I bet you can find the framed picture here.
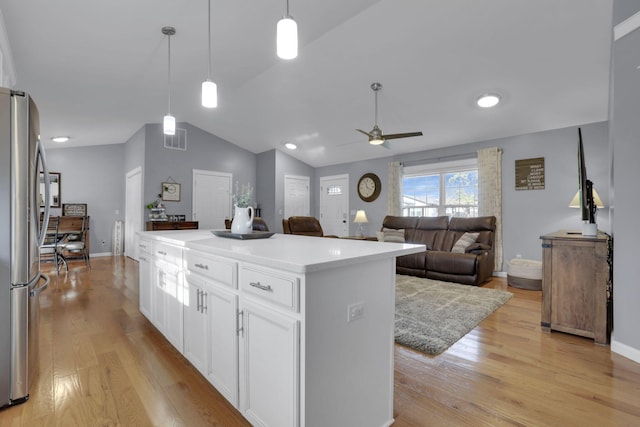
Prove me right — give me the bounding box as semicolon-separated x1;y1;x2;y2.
39;171;61;208
62;203;87;216
162;182;181;201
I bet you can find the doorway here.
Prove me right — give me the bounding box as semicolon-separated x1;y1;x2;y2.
284;175;310;218
125;166;142;260
319;174;349;237
192;169;232;229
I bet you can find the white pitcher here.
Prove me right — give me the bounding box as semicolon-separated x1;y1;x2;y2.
231;205;254;234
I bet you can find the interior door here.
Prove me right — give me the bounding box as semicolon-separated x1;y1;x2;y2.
193;170;232;229
319;174;349;237
284;175;310;218
125;166;142;259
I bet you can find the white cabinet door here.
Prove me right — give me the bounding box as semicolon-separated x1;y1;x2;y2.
184;274;208;376
151;259;165;332
163;261;184;353
138;249;152;320
207;283;239;407
239;299;299;427
152;257;184;354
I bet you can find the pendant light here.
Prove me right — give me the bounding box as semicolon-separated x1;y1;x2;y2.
162;26;176;136
277;0;298;59
202;0;218;108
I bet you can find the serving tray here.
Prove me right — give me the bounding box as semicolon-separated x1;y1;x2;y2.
211;230;275;240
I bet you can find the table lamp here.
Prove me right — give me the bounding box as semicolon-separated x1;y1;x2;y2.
354;210;368;238
569;187;604;235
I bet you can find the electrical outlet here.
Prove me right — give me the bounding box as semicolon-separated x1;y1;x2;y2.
347;302;364;322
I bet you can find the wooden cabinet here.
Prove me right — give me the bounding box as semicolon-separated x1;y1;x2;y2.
146;221;198;231
540;231;612;344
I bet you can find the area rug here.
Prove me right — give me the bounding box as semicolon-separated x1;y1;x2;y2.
395;275;512;355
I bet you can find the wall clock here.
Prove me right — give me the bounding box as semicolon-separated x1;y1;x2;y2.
357;173;381;202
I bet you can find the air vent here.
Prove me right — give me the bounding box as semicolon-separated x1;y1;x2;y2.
164;128;187;151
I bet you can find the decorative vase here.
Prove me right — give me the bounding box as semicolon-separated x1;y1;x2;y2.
231;205;254;234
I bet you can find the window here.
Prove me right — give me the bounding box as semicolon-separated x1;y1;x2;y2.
402;158;478;218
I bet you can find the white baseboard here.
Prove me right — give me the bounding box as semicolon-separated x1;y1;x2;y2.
493;271;506;278
90;252;114;258
611;339;640;364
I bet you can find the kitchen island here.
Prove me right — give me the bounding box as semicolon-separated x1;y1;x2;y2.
136;230;424;427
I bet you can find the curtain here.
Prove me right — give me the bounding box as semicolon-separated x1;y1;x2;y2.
477;147;503;272
388;161;403;216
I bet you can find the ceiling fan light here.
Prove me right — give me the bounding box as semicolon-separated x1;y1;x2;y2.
277;16;298;59
477;93;501;108
285;142;297;150
369;135;385;145
163;114;176;135
202;79;218;108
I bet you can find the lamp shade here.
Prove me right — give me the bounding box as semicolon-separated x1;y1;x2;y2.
568;188;604;209
163;114;176;136
202;79;218;108
277;16;298;59
354;210;368;224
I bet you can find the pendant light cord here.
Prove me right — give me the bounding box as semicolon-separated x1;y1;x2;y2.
167;32;172;114
208;0;212;79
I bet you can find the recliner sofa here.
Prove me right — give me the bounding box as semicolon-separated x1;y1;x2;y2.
382;215;496;286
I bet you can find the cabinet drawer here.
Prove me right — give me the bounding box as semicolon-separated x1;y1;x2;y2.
153;242;183;265
138;237;152;253
186;251;237;288
240;266;299;312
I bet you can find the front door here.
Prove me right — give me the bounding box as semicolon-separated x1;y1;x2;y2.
319;174;349;237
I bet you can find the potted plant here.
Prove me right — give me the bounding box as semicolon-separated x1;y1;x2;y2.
231;182;254;234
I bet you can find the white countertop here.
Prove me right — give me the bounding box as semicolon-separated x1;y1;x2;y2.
138;230;425;274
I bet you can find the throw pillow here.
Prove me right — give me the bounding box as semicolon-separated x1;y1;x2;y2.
382;228;405;243
451;232;479;253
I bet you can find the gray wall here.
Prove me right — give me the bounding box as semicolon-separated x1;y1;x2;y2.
610;1;640;357
46;144;125;255
316;122;610;271
142;123;256;225
256;150;277;230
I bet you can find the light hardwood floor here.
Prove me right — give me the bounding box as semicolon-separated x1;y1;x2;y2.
1;256;639;426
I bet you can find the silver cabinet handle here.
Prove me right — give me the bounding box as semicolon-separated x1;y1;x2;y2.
201;292;207;314
139;256;147;262
237;310;244;336
249;281;273;292
157;250;167;256
196;289;202;312
194;263;209;270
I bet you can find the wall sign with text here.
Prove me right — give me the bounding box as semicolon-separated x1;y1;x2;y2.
515;157;545;190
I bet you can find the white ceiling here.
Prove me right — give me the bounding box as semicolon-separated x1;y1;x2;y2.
0;0;613;167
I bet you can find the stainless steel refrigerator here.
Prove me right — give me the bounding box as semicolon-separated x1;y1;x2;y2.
0;87;51;408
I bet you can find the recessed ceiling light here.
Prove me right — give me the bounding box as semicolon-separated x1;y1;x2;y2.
285;142;297;150
51;136;70;143
476;94;501;108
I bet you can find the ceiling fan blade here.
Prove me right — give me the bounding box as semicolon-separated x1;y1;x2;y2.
382;131;423;140
356;129;373;137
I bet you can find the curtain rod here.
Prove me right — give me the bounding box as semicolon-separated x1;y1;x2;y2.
401;152;478;168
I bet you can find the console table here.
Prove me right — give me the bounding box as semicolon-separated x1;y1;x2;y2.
146;221;198;231
540;230;612;344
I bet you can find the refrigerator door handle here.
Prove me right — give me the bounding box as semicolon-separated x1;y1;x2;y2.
35;138;50;247
29;273;50;297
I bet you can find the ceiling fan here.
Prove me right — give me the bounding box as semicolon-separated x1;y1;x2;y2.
356;82;423;146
